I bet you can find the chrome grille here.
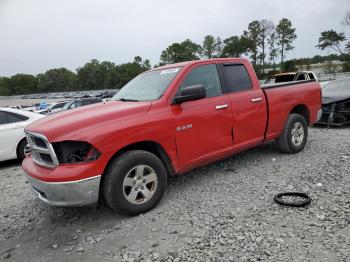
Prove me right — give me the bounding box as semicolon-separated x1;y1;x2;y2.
25;131;59;169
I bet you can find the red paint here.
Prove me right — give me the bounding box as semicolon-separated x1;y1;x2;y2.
22;58;321;182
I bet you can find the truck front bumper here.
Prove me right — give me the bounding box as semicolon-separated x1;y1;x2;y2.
22;157;102;207
26;175;101;207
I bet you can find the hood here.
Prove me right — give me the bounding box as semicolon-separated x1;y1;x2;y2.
26;101;152;142
322;89;350;104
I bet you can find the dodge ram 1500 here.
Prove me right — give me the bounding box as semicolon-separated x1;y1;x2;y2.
22;58;322;215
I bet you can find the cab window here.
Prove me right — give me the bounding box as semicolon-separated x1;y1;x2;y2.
222;64;252;92
296;74;306;81
178;64;222;98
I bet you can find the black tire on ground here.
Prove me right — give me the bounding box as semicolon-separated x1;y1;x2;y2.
102;150;167;216
17;139;28;161
274;192;311;207
277;113;308;154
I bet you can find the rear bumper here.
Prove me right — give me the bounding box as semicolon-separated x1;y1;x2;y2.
22;157;101;207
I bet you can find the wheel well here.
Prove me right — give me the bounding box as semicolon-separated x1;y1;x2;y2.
98;141;176;206
290;104;310;125
104;141;175;177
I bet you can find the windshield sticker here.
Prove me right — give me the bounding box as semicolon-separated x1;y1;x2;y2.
160;68;180;74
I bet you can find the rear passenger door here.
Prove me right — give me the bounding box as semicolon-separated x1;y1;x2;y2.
219;63;267;149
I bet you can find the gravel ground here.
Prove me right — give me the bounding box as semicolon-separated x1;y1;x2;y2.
0;127;349;261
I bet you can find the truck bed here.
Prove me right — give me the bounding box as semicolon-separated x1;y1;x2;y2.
262;80;321;142
261;79;316;89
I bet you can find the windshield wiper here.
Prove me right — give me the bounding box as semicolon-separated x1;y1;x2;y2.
118;98;139;102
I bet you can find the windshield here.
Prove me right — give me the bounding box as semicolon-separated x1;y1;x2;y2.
112;67;182;101
323;79;350;93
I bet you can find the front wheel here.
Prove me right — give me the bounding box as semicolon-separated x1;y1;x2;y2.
277;114;308;154
102;150;167;216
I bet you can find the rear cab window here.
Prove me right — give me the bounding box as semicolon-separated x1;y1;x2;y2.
274;74;295;83
221;64;252;93
296;74;306;81
308;73;315;80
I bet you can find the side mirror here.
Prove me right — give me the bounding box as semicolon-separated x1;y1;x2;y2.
173;84;206;104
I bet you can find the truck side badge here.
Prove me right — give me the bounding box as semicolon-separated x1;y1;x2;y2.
176;124;192;132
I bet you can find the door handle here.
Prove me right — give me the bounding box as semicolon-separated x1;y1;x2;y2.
251;97;262;103
215;104;228;110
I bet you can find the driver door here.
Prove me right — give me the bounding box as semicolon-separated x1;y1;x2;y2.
172;64;233;166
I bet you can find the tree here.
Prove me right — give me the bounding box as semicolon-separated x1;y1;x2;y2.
276;18;297;66
282;60;297;72
258;20;275;73
142;59;151;70
77;59;123;90
133;56;151;70
343;60;350;72
134;56;142;64
268;32;279;71
0;56;153;95
0;77;11;96
118;61;149;88
221;36;251;57
100;61;120;89
202;35;223;59
245;20;262;66
316;30;347;55
306;59;311;71
6;74;37;95
36;68;77;93
160;39;202;65
76;59;104;90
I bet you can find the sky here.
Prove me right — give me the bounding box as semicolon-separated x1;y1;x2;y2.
0;0;348;76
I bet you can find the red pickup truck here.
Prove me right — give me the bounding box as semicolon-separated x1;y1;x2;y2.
22;58;322;215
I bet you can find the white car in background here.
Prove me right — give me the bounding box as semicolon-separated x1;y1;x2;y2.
0;108;44;162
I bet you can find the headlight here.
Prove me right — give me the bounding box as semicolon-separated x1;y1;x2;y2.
53;141;101;164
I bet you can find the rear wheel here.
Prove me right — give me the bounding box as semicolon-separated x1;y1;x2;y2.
277;114;308;154
102;150;167;216
17;139;30;160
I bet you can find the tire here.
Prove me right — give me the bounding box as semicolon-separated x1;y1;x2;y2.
17;139;30;161
274;192;311;207
102;150;167;216
277;114;308;154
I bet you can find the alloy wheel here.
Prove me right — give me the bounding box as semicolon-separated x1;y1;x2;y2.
122;165;158;205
